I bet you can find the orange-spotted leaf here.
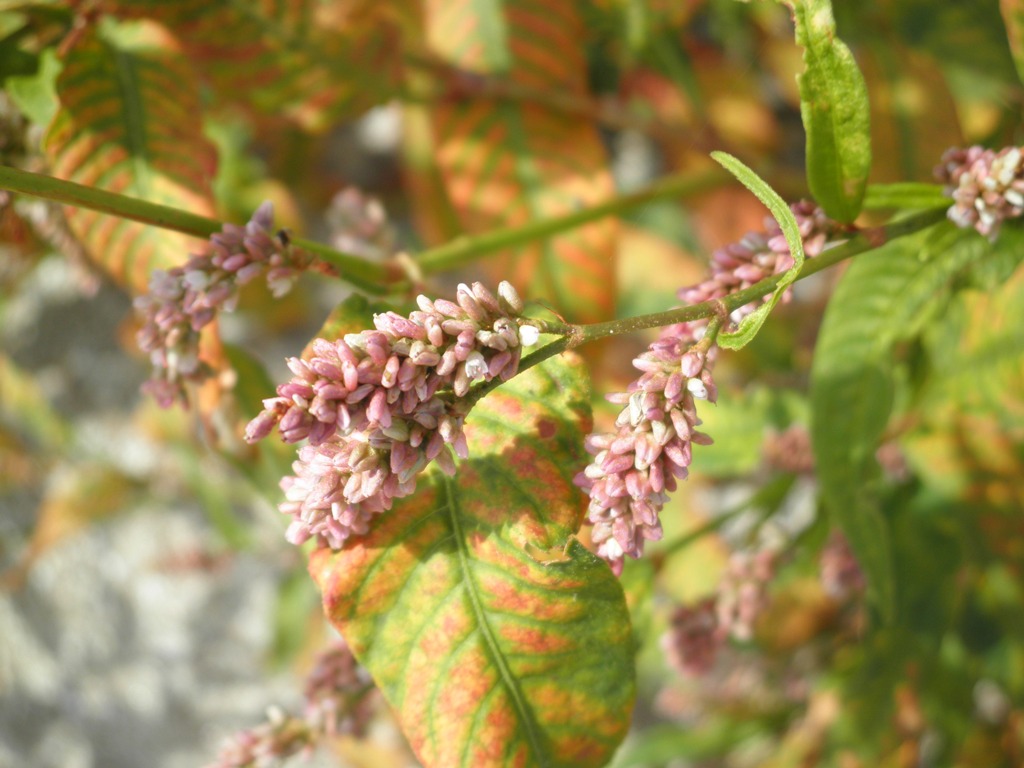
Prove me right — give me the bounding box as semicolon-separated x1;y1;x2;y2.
418;0;618;323
310;354;635;768
44;22;216;293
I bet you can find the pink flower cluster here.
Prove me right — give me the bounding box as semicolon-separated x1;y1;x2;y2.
935;145;1024;238
207;637;373;768
245;281;537;549
661;550;777;678
576;202;838;573
135;202;309;406
575;320;716;573
680;199;838;324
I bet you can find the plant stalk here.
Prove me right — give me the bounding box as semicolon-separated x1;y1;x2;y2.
0;165;392;291
489;206;949;391
415;167;727;273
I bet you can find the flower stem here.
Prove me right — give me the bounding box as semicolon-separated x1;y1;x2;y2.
2;164;727;291
0;165;393;292
0;164;221;237
413;167;728;273
502;206;949;381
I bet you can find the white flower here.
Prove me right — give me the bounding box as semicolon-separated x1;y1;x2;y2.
519;324;540;347
686;377;709;400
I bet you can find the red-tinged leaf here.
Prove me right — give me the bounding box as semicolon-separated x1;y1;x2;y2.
101;0;402;131
420;0;618;323
309;354;635;768
43;23;216;293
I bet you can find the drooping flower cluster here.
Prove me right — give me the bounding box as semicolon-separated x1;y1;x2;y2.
661;549;777;678
207;637;373;768
246;281;537;549
575;320;716;573
135;202;311;407
935;145;1024;239
576;202;839;573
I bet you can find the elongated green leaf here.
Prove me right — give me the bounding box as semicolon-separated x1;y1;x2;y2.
810;222;984;620
811;254;897;620
710;151;804;350
43;23;216;292
310;354;635;768
786;0;871;222
420;0;618;323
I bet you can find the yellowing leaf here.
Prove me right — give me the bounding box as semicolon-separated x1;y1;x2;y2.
44;23;216;292
310;354;635;768
418;0;618;323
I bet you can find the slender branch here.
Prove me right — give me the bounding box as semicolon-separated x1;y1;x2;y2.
477;206;950;395
1;166;949;312
0;164;393;291
0;164;222;237
415;167;727;274
549;207;947;342
1;163;728;290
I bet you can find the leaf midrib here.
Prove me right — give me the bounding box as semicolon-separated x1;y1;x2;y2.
441;473;549;767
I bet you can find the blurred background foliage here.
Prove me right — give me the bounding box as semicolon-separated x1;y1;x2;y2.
1;0;1023;766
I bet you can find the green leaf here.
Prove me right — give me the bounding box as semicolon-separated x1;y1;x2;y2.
863;182;951;212
310;354;635;768
786;0;871;222
5;46;60;125
710;151;805;350
810;222;984;621
43;22;216;292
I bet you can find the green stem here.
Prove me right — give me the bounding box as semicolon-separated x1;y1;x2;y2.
2;163;726;291
0;164;221;236
488;206;949;389
414;167;727;273
0;164;392;292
